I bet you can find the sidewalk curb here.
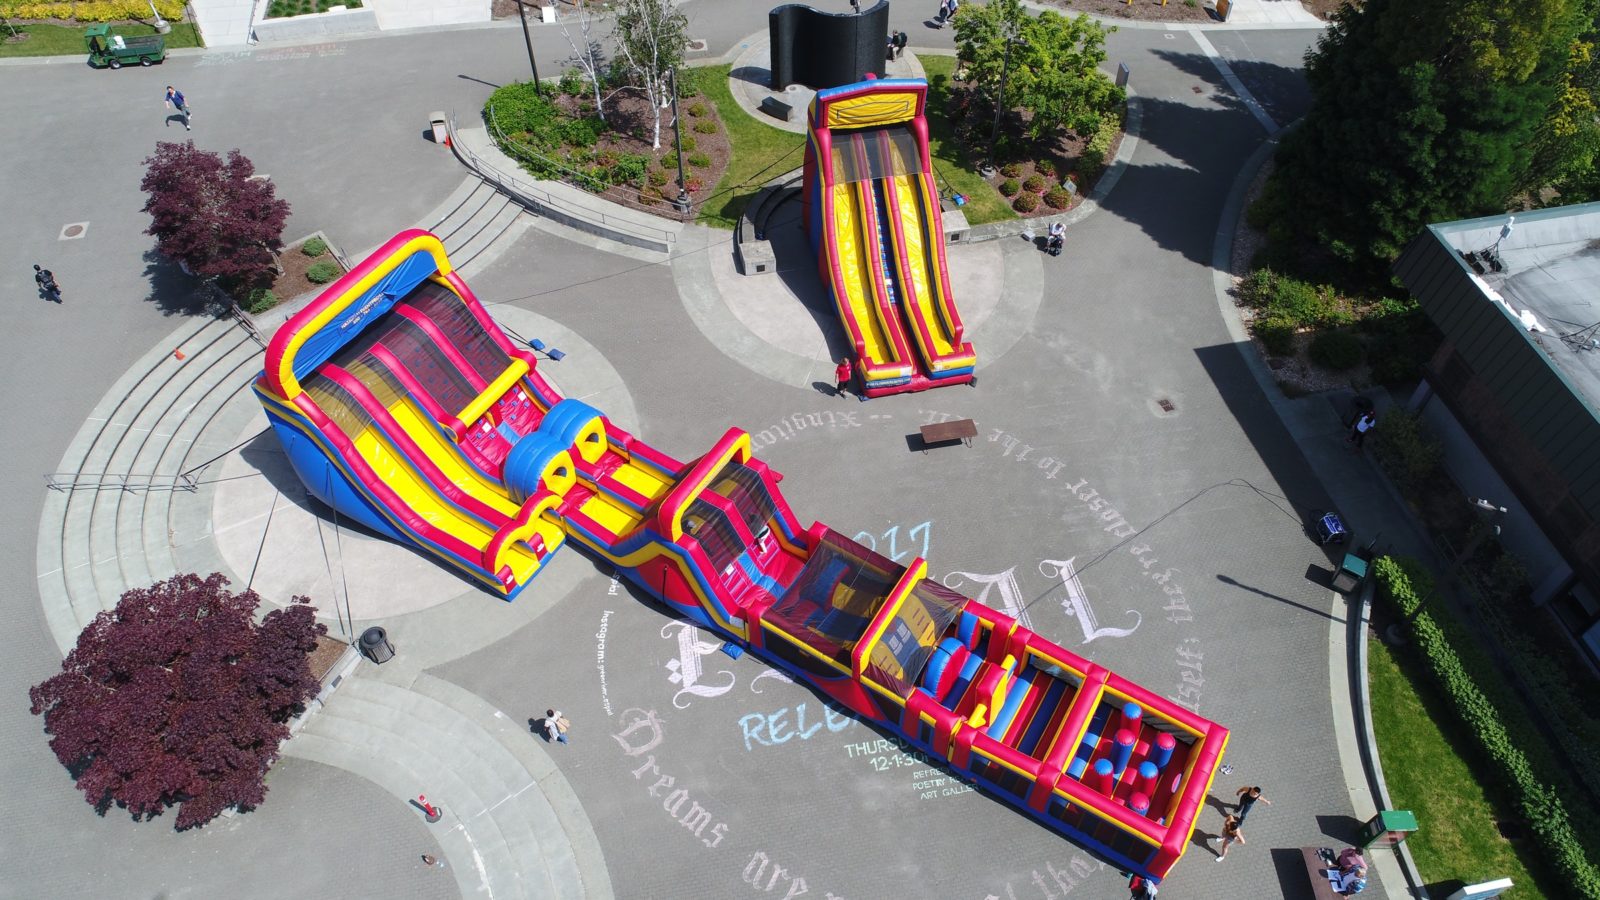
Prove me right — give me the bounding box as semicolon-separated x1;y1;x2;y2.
1210;126;1429;899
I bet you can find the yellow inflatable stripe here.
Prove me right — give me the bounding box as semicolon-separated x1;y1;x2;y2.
611;460;672;500
385;398;519;517
831;183;894;367
351;430;538;581
582;492;644;537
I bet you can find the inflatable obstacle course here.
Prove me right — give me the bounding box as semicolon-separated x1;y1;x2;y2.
254;231;1223;883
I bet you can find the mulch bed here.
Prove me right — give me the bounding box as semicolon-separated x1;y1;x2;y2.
1049;0;1348;20
1044;0;1214;24
269;237;346;305
521;87;733;217
306;633;350;683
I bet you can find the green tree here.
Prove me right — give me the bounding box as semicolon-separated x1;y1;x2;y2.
1265;0;1584;277
955;0;1122;144
1524;10;1600;198
612;0;689;150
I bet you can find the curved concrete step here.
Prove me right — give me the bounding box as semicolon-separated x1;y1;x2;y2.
449;201;528;275
106;329;260;593
40;315;256;653
285;671;603;898
425;177;497;241
128;337;266;590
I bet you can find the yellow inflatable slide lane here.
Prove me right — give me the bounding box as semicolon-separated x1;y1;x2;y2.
805;79;975;396
887;161;976;376
828;178;906;380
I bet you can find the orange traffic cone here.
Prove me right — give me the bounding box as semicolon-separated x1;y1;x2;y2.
173;348;186;361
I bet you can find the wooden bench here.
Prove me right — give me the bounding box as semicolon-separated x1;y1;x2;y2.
920;419;978;449
1299;848;1345;900
759;96;794;122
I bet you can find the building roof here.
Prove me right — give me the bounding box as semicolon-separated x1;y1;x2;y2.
1423;203;1600;417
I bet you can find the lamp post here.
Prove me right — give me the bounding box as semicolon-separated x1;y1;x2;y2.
669;68;690;214
508;0;545;97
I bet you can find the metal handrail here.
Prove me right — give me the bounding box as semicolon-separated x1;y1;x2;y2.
449;113;678;247
45;472;199;493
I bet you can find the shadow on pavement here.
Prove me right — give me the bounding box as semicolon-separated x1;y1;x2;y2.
1217;573;1341;623
139;250;223;317
1195;342;1334;553
1268;846;1321;899
1314;812;1362;843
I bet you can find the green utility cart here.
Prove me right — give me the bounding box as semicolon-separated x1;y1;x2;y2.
86;25;166;69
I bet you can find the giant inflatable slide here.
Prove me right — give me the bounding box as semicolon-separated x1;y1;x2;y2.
254;231;1225;883
804;78;975;396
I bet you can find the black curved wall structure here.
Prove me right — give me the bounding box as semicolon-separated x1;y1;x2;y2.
769;1;889;90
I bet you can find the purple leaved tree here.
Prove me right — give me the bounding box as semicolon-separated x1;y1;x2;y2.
29;573;326;829
140;142;291;294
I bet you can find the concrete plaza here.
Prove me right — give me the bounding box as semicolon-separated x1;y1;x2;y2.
0;5;1434;898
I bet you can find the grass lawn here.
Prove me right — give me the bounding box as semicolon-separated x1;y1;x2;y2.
0;22;201;59
919;54;1015;227
1368;638;1549;897
695;64;807;230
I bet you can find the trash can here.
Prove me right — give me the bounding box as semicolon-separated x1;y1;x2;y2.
1360;809;1418;849
360;626;395;664
1331;553;1368;592
428;111;448;145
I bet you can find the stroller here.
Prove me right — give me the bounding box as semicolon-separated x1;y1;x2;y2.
1046;226;1065;257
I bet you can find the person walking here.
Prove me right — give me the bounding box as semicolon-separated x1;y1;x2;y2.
935;0;950;26
542;708;571;744
1347;409;1377;449
165;85;191;130
1214;813;1245;861
1234;785;1271;824
834;358;852;397
33;264;61;302
893;31;908;59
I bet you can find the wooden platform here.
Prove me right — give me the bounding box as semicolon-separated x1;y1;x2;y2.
919;419;977;449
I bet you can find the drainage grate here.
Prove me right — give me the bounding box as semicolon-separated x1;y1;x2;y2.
1158;398;1175;413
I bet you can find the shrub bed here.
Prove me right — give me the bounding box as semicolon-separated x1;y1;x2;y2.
1309;330;1363;370
300;236;328;257
1374;557;1600;898
305;260;341;284
1012;192;1039;213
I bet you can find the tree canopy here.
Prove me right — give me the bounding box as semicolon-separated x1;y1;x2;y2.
29;573;326;829
955;0;1122;143
612;0;690;149
1265;0;1591;277
141;142;291;292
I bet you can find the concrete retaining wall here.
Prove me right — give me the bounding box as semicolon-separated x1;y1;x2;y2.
253;5;379;42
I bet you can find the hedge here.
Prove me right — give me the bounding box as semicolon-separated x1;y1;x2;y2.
1373;556;1600;898
0;0;184;20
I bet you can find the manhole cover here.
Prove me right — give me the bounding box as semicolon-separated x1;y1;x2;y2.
1158;398;1175;412
1193;85;1203;93
59;222;89;240
687;38;707;52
